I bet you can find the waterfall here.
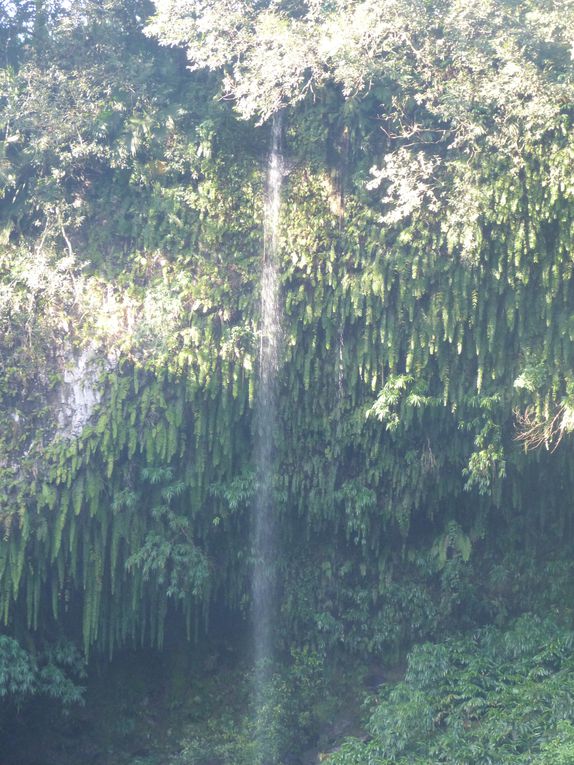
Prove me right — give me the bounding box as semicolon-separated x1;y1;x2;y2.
253;113;283;761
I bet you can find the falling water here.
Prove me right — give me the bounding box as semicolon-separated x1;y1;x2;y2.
253;113;283;760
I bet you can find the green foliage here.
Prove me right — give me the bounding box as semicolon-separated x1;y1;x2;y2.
0;636;36;699
148;0;574;149
170;648;335;765
2;7;574;764
0;636;85;706
328;615;574;765
126;469;210;601
1;0;574;673
431;522;472;568
369;375;423;432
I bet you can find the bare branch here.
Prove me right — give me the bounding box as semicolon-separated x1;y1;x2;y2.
514;404;568;453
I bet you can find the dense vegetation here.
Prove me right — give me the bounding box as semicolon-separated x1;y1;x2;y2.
1;0;574;762
331;615;574;765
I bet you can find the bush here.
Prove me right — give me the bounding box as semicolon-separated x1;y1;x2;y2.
328;615;574;765
0;636;85;707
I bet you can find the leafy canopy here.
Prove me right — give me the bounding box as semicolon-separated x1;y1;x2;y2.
147;0;574;131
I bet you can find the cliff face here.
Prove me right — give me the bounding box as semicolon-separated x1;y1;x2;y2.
1;0;574;666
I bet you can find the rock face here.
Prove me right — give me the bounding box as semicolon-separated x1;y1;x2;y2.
56;347;104;437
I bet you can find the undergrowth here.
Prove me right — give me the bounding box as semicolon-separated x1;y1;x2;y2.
328;614;574;765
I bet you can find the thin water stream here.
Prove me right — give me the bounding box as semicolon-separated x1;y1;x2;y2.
253;113;283;761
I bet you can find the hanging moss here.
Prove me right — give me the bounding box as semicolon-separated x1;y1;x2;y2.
1;59;574;658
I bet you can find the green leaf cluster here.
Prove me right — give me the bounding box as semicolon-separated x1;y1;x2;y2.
0;635;85;707
328;615;574;765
